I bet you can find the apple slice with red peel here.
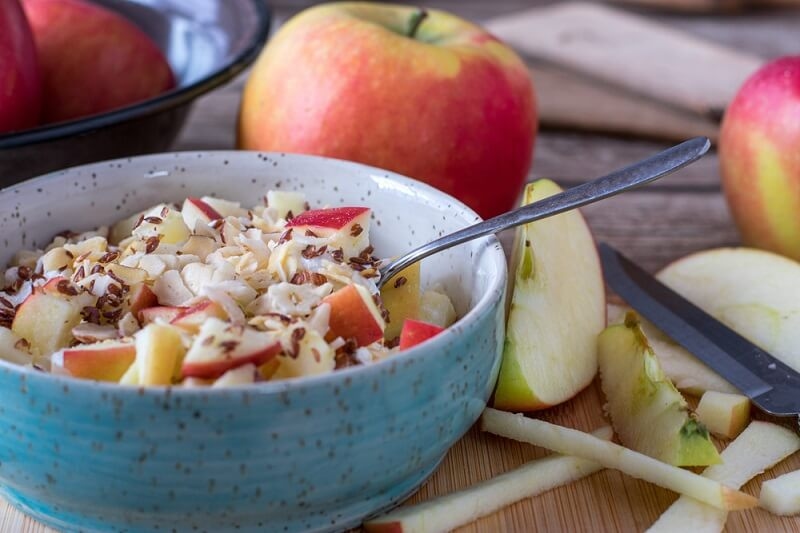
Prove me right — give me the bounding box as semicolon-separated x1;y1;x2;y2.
12;290;85;356
54;341;136;382
181;197;222;232
286;206;370;257
182;317;281;379
138;305;184;326
399;319;444;350
126;284;158;316
200;196;247;218
493;180;605;412
322;284;385;347
170;300;227;333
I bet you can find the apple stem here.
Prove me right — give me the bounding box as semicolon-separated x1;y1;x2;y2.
407;8;428;39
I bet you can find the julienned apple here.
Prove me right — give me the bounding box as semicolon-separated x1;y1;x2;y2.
719;56;800;261
0;0;41;132
238;3;537;219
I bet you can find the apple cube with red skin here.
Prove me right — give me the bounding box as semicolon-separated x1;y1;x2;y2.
53;341;136;382
170;300;227;333
12;286;86;355
322;284;385;347
181;197;222;232
399;319;444;350
182;318;282;379
138;305;184;325
286;206;370;258
127;284;157;316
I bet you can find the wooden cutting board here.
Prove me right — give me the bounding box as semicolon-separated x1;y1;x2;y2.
487;2;764;142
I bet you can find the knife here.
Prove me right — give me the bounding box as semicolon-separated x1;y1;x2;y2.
599;242;800;430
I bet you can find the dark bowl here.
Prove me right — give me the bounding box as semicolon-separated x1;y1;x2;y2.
0;0;270;185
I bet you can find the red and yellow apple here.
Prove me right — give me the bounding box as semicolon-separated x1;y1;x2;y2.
0;0;41;132
322;284;385;347
719;56;800;261
238;3;537;219
22;0;175;123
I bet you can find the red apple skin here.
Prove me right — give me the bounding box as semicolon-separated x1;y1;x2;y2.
184;197;223;221
719;56;800;261
286;207;369;230
182;341;282;380
170;300;227;332
62;344;135;382
399;319;444;350
238;3;537;219
138;305;183;325
322;284;384;347
127;284;157;315
22;0;175;123
0;0;41;132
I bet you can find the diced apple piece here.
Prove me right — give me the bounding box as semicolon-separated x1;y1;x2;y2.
181;197;222;232
39;247;72;273
134;323;185;386
0;327;34;364
138;305;184;325
258;358;281;380
119;360;139;385
648;421;800;532
598;313;720;466
181;235;218;261
152;269;194;306
170;300;227;333
322;284;385;347
760;469;800;516
380;262;420;341
480;408;756;511
182;318;281;379
12;291;84;355
105;264;147;286
133;205;190;245
419;289;457;328
364;426;613;533
286;206;370;258
399;319;444;350
271;327;335;380
211;364;256;388
695;391;751;439
607;304;739;395
53;341;136;382
109;208;147;245
127;284;158;316
200;196;247;218
657;248;800;374
63;236;107;258
267;190;306;220
494;180;605;412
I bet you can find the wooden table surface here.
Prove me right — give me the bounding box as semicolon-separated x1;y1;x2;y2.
4;1;800;532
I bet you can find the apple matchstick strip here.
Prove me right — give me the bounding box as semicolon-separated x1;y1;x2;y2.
480;409;757;511
647;421;800;532
363;426;614;533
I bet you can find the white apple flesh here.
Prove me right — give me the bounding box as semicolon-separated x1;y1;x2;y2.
694;391;751;439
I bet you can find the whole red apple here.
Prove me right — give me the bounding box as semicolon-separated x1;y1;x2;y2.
237;3;537;219
0;0;41;133
22;0;175;124
719;56;800;260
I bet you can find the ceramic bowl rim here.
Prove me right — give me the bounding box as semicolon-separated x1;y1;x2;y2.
0;0;271;150
0;150;508;396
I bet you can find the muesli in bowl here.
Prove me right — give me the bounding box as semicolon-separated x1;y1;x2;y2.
0;192;456;387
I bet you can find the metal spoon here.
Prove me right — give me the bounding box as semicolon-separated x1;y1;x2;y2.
376;136;711;288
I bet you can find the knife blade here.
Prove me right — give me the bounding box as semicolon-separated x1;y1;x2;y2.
599;243;800;426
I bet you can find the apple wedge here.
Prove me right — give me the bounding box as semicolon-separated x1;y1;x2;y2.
286;206;370;258
182;317;281;379
266;190;306;220
379;262;420;342
363;426;613;533
322;284;385;347
695;391;751;439
12;290;85;355
657;248;800;374
648;421;800;532
135;323;185;386
53;341;136;382
399;319;444;350
480;409;756;511
181;197;222;232
760;469;800;516
493;179;605;411
598;313;720;466
170;300;227;333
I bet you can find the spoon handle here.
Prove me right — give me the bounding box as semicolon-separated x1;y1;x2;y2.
378;136;711;287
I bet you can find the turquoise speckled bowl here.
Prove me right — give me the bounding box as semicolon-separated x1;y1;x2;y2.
0;152;507;532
